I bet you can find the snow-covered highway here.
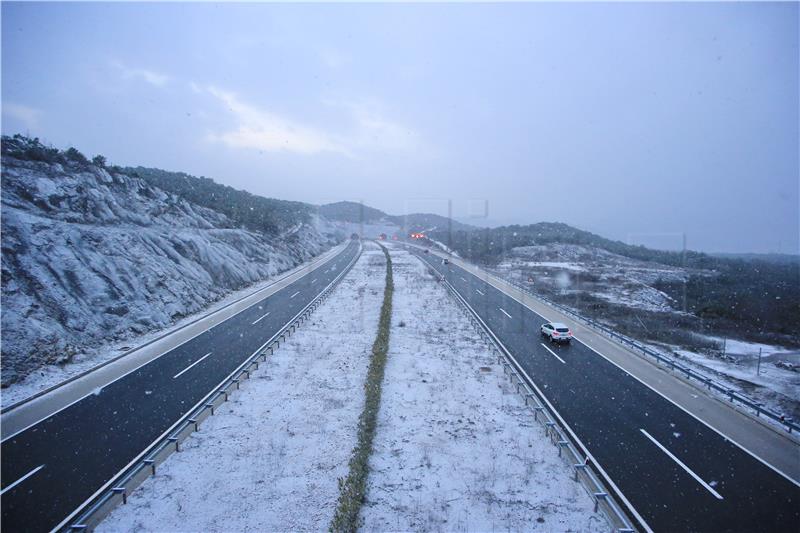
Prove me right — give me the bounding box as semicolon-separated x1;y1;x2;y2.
0;241;361;532
410;244;800;532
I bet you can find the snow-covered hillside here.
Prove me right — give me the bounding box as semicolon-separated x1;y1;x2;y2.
1;141;340;386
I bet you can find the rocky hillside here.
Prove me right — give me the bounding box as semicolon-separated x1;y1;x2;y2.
0;136;340;386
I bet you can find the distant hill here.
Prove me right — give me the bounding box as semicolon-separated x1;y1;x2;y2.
711;252;800;265
430;222;717;269
318;201;390;225
429;221;799;344
319;200;476;234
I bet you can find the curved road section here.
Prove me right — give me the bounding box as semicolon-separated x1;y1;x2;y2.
1;241;361;532
411;247;799;533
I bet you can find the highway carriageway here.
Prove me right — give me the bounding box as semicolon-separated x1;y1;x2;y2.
0;240;361;532
410;245;799;533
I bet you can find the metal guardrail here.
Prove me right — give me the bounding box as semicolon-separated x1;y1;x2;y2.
2;241;350;416
404;243;798;434
60;243;363;532
493;276;798;435
418;256;641;533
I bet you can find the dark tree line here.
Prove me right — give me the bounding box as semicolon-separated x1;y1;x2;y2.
432;223;799;346
127;167;312;236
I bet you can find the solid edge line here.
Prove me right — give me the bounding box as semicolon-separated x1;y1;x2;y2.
1;243;356;444
540;343;567;364
1;241;349;416
577;335;800;489
411;249;653;533
415;242;800;489
499;308;513;319
51;242;363;533
172;353;212;380
639;428;724;499
1;464;45;495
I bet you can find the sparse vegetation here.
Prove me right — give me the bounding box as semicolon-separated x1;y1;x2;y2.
330;243;393;533
129;166;313;235
437;223;800;347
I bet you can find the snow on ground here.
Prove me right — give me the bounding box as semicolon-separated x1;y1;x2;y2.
361;246;605;532
492;243;689;313
662;342;800;422
427;237;461;258
0;246;343;409
98;243;387;533
1;152;339;387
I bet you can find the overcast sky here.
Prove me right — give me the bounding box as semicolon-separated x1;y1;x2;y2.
2;2;797;253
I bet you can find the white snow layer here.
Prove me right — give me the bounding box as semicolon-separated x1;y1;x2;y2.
360;246;605;532
98;243;387;532
1;156;341;387
98;244;600;532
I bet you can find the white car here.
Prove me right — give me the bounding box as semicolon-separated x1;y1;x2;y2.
541;322;572;344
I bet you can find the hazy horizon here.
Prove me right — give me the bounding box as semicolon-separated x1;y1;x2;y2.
2;2;797;254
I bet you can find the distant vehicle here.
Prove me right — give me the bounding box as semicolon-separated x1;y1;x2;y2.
541;322;572;344
350;233;359;240
443;258;449;265
423;249;429;254
378;233;387;240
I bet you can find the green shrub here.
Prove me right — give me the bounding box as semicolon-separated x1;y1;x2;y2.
330;244;394;533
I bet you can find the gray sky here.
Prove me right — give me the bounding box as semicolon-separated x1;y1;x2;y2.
2;2;797;253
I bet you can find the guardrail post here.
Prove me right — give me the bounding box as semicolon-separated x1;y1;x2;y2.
593;492;608;513
112;487;126;505
143;459;155;476
168;436;179;452
189;417;199;431
533;406;544;422
557;440;569;457
574;463;587;481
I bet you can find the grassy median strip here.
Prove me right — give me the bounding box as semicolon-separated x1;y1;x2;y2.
330;243;394;533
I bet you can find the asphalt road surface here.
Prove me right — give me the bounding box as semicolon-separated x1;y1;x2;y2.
411;247;799;533
0;241;360;532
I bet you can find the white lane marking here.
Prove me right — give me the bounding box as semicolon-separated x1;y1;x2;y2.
426;245;800;489
499;308;512;319
311;278;317;284
460;276;468;282
421;263;653;533
576;336;800;489
1;243;353;444
290;291;300;299
49;245;363;533
251;311;271;325
476;289;485;296
639;428;724;500
173;352;212;379
1;465;45;495
540;343;567;364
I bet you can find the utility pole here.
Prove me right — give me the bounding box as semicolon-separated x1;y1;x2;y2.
757;347;763;376
682;232;687;314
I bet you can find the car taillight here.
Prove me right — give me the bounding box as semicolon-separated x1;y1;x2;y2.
568;331;572;336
